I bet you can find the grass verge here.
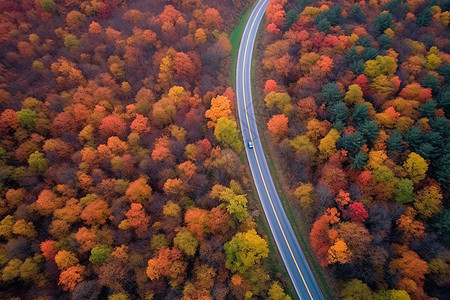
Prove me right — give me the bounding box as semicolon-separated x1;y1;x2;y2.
229;3;254;90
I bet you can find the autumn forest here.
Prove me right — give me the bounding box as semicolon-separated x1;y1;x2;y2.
0;0;449;299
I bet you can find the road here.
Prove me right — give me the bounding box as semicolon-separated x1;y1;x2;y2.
235;1;325;299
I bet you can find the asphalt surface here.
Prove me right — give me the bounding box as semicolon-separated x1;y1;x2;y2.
235;1;325;299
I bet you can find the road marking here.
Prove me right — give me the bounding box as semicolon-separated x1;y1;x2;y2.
239;1;314;299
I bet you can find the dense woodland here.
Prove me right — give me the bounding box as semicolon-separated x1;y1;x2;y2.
259;0;450;299
0;0;296;299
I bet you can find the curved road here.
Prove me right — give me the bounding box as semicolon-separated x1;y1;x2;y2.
235;1;324;299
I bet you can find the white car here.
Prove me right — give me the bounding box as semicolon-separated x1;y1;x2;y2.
248;141;253;149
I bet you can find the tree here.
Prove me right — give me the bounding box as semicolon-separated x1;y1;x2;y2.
2;259;22;281
174;228;198;256
80;199;111;226
348;202;369;223
414;185;443;219
214;118;242;152
264;92;291;111
205;95;232;128
416;7;432;27
374;11;393;34
125;177;152;203
218;188;249;222
224;229;269;273
344;84;363;105
338;222;371;262
203;8;223;30
327;239;351;265
341;279;373;300
17;109;37;130
28;151;48;174
185;208;210;241
89;245;112;265
310;216;331;266
40;0;57;14
268;281;292;300
12;219;37;238
59;265;85;291
152;97;176;127
394;179;414;204
55;250;79;270
124;203;150;237
267;114;289;138
396;213;425;241
364;55;397;78
403;152;428;183
130;114;150;134
290;135;316;157
294;183;314;208
36;189;63;216
390;250;428;295
40;240;57;260
99;115;126;139
146;247;187;287
321;83;343;104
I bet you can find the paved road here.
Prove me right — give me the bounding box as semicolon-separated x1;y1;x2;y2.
235;1;324;299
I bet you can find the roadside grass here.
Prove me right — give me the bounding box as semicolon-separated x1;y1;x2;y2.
229;3;254;90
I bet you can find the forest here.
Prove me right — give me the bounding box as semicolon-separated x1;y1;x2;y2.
0;0;295;299
258;0;450;299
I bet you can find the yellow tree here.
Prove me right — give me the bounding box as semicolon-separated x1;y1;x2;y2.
204;95;232;128
327;239;351;265
403;152;428;183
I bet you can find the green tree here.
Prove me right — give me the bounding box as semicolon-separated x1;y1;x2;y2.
40;0;57;14
284;9;298;28
416;7;432;27
219;188;249;222
341;279;374;300
364;55;397;78
19;257;40;282
353;103;370;125
0;147;8;165
174;228;198;256
289;135;316;156
394;179;414;204
64;34;79;49
214;118;242;153
359;120;380;142
224;229;269;273
351;150;368;170
374;11;393;34
421;74;440;93
321;82;343;104
89;245;112;265
264;92;291;111
317;18;331;32
28;151;48;174
375;290;410;300
268;281;292;300
329;102;349;128
419;101;436;118
350;4;365;23
433;210;450;246
17;109;37;130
